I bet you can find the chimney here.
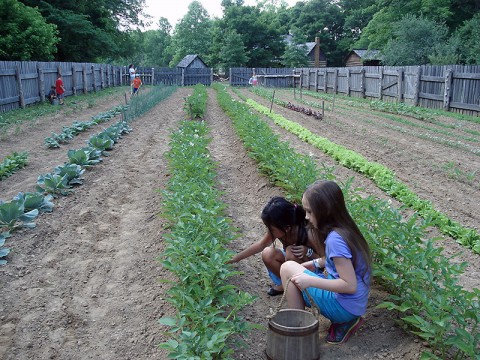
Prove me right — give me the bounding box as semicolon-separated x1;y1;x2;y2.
315;36;320;68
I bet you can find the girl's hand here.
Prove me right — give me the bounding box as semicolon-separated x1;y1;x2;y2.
290;245;306;259
290;272;312;290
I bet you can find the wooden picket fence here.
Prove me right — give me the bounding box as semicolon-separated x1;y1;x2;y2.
0;61;213;113
230;65;480;116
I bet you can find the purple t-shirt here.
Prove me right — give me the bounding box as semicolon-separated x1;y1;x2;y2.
325;231;370;316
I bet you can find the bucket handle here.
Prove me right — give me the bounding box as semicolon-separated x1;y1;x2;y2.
267;277;320;320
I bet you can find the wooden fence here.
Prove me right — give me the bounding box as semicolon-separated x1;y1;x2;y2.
0;61;213;113
230;65;480;116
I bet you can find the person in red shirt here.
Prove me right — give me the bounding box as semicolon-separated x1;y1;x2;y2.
55;74;66;105
132;74;142;96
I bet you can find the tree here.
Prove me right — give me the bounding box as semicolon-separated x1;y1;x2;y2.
143;18;173;67
169;1;213;67
281;29;309;67
288;0;348;66
454;13;480;64
219;29;248;69
382;15;451;65
18;0;147;61
0;0;58;60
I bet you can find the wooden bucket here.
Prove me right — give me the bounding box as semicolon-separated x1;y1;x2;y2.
266;309;320;360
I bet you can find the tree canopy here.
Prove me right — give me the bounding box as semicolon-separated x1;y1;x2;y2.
2;0;478;67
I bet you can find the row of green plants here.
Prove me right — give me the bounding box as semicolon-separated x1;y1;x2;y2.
0;151;28;180
183;84;208;120
44;105;126;148
253;87;480;155
291;86;480;126
298;88;480;142
215;83;479;359
1;86;176;265
247;87;480;254
159;119;256;359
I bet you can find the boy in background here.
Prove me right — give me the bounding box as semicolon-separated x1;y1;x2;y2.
132;74;142;96
56;74;65;105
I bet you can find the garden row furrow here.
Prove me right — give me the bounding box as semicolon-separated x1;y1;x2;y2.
214;83;478;359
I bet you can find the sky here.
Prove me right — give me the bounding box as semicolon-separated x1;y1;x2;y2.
143;0;299;30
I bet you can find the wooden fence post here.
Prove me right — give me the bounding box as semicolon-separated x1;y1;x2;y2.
378;67;383;100
99;65;104;89
151;67;155;85
397;68;403;103
210;68;213;85
181;68;185;86
72;65;77;96
307;69;310;90
315;69;319;92
15;65;25;108
443;68;453;111
82;65;88;94
92;65;97;92
334;69;338;94
360;68;366;99
346;68;350;97
413;66;421;106
323;70;328;93
37;63;45;103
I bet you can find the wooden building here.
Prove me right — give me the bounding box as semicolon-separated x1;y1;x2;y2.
345;49;382;67
176;54;208;69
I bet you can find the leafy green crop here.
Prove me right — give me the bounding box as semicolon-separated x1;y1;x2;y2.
0;151;28;180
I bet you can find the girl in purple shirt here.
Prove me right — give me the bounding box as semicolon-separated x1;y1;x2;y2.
280;180;372;344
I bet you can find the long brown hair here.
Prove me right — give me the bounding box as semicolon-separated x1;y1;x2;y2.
304;180;371;278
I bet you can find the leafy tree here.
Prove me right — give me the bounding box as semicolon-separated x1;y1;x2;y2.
382;15;451;65
281;29;309;67
288;0;348;66
219;29;248;69
454;13;480;64
169;1;213;67
0;0;58;60
143;18;173;67
18;0;147;61
221;3;285;67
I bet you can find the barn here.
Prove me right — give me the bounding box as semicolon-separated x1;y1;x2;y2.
345;49;382;67
176;54;208;69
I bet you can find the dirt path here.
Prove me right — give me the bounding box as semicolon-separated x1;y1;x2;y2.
0;85;477;359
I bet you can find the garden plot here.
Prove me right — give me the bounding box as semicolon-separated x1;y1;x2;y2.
0;85;477;359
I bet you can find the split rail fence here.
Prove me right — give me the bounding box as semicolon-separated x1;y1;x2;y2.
230;65;480;116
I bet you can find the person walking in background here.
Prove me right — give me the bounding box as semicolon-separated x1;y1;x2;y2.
280;180;372;344
128;64;136;86
132;73;142;96
229;196;322;296
55;74;65;105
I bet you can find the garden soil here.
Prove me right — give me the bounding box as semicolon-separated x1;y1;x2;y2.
0;86;478;360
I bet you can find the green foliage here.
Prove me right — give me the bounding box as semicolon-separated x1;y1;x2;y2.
67;148;102;168
219;29;248;69
0;151;28;180
0;0;58;60
184;84;208;120
454;13;480;65
169;1;213;67
382;15;451;66
53;164;85;186
247;88;480;253
0;199;38;232
281;28;309;68
225;86;478;358
160;118;255;358
36;173;72;197
13;192;54;213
